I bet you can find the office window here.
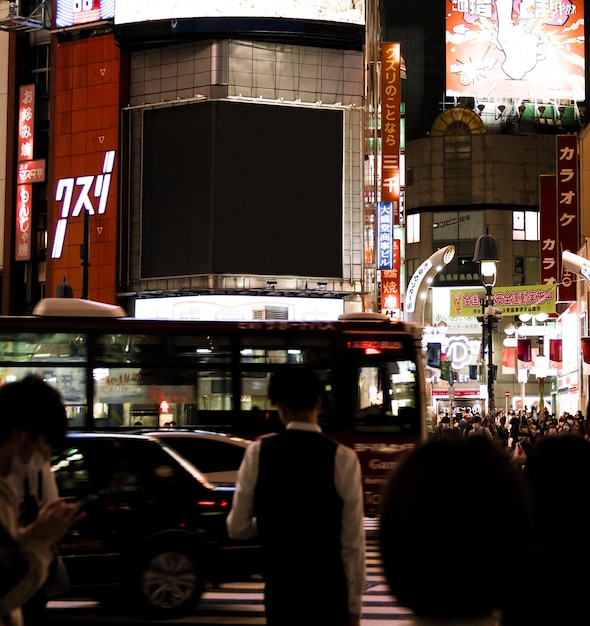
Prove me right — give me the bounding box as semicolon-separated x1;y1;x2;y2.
407;213;420;244
433;211;483;241
513;211;539;241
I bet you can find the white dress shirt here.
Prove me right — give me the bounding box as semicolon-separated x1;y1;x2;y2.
227;421;366;615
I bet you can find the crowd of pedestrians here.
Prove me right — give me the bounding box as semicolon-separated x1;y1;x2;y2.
381;405;590;625
433;405;588;458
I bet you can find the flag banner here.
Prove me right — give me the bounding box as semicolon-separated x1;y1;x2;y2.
582;337;590;375
549;339;562;369
502;348;515;375
517;339;532;365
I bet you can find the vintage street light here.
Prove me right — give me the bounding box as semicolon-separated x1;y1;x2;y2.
473;228;501;416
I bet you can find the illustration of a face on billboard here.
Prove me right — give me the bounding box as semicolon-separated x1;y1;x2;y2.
114;0;364;25
55;0;115;28
446;0;585;100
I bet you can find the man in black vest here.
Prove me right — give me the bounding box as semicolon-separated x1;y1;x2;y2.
227;365;365;626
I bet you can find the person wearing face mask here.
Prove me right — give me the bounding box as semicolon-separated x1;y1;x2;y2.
0;375;85;626
433;415;461;439
468;415;494;441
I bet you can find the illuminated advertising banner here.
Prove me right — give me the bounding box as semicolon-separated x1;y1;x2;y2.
539;174;558;286
17;159;45;184
15;185;32;262
376;202;393;270
450;284;557;316
18;85;34;162
16;84;35;262
380;42;401;223
556;135;579;303
55;0;115;28
380;240;401;318
115;0;365;25
446;0;585;101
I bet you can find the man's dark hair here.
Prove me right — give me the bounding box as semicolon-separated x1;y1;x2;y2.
268;365;322;412
0;375;67;447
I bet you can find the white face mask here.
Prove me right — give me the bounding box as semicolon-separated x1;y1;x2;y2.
5;445;43;494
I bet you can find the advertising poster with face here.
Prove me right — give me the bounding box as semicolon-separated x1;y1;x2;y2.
446;0;585;101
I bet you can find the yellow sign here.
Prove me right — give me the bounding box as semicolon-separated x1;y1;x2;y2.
450;284;557;317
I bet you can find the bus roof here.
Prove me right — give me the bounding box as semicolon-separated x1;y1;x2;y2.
32;298;128;318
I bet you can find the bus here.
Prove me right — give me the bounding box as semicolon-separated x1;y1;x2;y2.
0;299;427;515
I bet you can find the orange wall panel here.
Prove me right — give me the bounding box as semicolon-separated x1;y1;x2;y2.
49;34;122;303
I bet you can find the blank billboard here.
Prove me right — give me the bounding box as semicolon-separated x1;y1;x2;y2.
141;102;343;279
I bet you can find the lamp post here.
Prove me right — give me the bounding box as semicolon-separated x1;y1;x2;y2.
473;228;501;417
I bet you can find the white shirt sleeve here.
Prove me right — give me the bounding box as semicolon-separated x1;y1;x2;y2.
334;444;366;615
226;440;260;540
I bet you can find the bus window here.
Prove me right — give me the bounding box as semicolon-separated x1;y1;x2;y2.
93;332;232;364
93;367;234;429
239;336;333;366
354;361;420;434
0;331;86;362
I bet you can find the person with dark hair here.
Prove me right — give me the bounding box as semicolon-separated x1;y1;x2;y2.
503;434;590;625
0;375;85;626
227;365;365;626
379;436;533;624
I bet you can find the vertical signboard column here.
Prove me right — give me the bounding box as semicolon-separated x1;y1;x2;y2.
15;85;36;262
556;135;579;304
379;42;401;317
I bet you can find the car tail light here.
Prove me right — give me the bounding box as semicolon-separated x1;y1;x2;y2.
196;499;230;508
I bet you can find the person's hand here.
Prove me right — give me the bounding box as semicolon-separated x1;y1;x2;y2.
24;498;86;545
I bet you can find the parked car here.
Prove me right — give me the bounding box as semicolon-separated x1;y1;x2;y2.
51;432;260;618
140;429;251;485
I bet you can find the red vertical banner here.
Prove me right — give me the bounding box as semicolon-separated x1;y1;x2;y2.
539;175;558;286
15;184;32;261
556;135;579;303
381;240;401;318
16;84;35;262
18;85;35;161
381;42;401;225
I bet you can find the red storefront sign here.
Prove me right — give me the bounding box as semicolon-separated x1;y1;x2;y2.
556;135;579;303
16;84;35;262
539;174;558;286
17;159;45;184
15;184;32;262
381;240;401;317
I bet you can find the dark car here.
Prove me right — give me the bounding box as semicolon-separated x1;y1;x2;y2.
140;429;251;486
51;433;260;618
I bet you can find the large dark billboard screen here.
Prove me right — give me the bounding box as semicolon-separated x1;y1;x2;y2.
141;102;344;279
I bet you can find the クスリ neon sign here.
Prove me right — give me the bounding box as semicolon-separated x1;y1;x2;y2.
51;151;115;259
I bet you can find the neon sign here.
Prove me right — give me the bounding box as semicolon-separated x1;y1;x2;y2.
51;150;116;259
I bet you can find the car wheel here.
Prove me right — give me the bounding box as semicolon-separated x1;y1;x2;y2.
134;545;206;618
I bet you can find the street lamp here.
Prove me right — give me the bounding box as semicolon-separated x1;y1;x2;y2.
473;228;501;416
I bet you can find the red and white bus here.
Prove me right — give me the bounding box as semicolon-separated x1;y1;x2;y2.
0;300;427;515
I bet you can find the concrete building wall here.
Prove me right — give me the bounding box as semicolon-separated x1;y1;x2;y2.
124;39;365;297
405;134;556;210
